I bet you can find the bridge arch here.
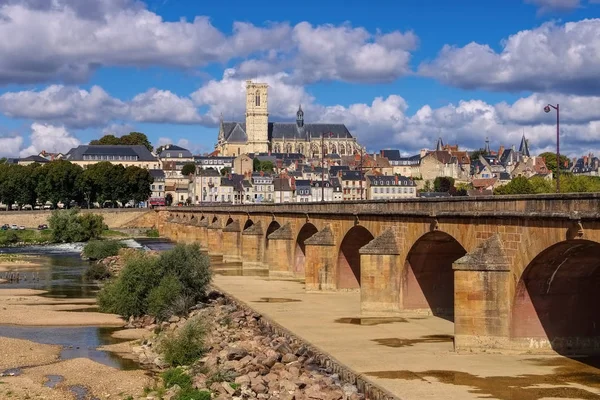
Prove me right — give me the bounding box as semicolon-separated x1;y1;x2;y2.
337;225;374;289
244;219;254;230
403;230;466;321
294;223;318;276
265;221;281;250
511;239;600;354
225;217;234;226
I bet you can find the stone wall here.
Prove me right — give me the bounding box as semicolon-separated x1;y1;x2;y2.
1;209;155;229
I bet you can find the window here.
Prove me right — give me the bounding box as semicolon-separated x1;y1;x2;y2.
166;153;170;158
255;92;260;107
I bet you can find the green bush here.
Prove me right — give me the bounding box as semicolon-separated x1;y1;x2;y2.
162;368;192;389
177;390;211;400
97;244;211;320
147;276;183;321
146;228;160;238
49;209;105;242
160;317;206;367
5;231;19;244
84;263;112;281
82;240;125;260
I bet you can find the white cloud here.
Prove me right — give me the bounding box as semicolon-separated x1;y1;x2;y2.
0;136;23;158
18;123;80;157
0;85;126;128
102;123;136;137
129;89;202;124
419;19;600;95
0;1;415;85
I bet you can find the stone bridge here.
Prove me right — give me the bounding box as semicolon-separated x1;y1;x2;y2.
155;193;600;356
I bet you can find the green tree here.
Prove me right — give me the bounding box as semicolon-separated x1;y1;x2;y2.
433;176;455;192
220;167;231;176
494;176;534;195
260;160;274;172
36;160;83;207
470;149;487;160
252;157;260;172
181;163;196;177
422;180;433;193
539;152;570;176
49;209;105;242
165;193;173;206
90;132;153;152
124;166;153;204
528;176;555;194
15;164;41;208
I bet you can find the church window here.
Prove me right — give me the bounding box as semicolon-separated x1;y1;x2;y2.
255;92;260;107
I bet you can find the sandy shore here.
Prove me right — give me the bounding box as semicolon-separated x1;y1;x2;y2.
0;289;124;326
0;255;47;271
0;336;60;370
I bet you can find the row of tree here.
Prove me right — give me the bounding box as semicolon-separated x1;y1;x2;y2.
0;160;153;209
90;132;154;152
494;174;600;195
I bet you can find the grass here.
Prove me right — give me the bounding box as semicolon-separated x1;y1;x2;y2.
145;228;160;238
102;229;129;238
0;229;53;245
82;240;125;260
160;317;206;367
162;368;212;400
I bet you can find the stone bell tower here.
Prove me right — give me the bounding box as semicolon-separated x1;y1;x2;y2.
245;80;269;154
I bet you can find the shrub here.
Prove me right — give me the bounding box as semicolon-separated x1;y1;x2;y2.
147;276;183;321
83;240;125;260
49;209;105;242
97;244;211;320
162;368;192;389
160;317;206;367
5;231;19;244
178;390;211;400
84;263;112;281
146;228;160;238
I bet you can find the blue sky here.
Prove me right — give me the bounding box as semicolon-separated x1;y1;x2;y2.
0;0;599;158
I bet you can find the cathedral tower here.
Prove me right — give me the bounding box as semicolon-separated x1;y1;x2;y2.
245;80;269;154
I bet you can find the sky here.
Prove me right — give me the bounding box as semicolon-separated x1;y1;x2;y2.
0;0;600;158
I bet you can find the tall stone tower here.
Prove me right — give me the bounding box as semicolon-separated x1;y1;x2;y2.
245;80;269;154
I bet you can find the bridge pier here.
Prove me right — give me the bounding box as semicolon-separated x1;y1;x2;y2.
304;226;337;291
453;234;511;352
222;220;242;263
241;221;268;276
207;221;223;256
196;219;209;251
359;229;403;315
265;223;296;280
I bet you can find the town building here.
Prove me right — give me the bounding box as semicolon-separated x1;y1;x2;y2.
195;155;234;174
380;150;421;177
273;177;293;203
157;144;194;162
294;180;312;202
65;145;160;169
340;170;365;201
250;172;274;203
215;81;363;157
366;175;417;200
311;180;335;202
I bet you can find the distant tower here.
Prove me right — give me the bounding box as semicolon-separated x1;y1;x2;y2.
296;105;304;128
484;137;491;154
245;80;269;154
519;133;530;158
435;137;444;151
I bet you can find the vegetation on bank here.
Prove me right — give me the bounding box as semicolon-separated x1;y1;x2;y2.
146;228;160;238
49;209;105;243
494;174;600;195
160;317;206;366
0;229;53;245
82;240;125;260
97;243;211;321
161;367;211;400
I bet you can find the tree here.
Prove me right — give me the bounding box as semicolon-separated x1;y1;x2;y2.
220;167;231;176
124;166;153;204
494;176;534;195
253;159;274;172
165;193;173;206
539;152;570;176
253;158;260;172
470;149;487;160
433;176;455;193
181;163;196;177
90;132;153;152
422;180;433;193
36;160;83;207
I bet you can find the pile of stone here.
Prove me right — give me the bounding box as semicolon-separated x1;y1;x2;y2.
130;292;363;400
98;248;159;276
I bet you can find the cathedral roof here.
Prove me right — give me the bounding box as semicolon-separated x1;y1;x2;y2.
220;121;353;143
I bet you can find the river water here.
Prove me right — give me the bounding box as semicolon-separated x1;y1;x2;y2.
0;238;175;371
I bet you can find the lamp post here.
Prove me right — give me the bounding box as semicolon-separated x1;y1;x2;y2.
544;103;560;193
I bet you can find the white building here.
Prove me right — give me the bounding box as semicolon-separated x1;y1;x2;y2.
366;175;417;200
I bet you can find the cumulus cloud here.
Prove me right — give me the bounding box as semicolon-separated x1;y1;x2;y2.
0;85;126;128
129;89;202;124
0;1;414;85
420;19;600;95
0;136;23;158
18;123;80;157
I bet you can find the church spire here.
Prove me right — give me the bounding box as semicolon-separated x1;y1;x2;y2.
296;104;304;128
519;133;530;157
435;137;444;151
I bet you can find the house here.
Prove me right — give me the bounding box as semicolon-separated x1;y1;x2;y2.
233;154;254;175
340;170;365;201
331;177;343;202
274;177;293;203
471;178;499;192
65;145;160;169
17;155;50;165
311;180;334;202
380;150;421;177
511;156;551;179
149;169;166;202
192;169;221;203
366;175;417;200
158;144;194;162
420;150;470;183
572;154;600;176
251;172;274;203
195;156;234;173
294;180;312;202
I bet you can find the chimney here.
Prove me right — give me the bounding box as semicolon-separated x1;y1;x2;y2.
395;175;398;184
373;152;377;161
260;170;264;176
499;145;505;156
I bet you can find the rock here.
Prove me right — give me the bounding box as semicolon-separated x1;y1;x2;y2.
278;379;297;393
153;356;168;369
234;375;251;387
305;384;325;400
163;384;181;400
252;383;267;394
227;347;249;361
221;382;236;395
281;353;298;363
193;374;207;389
261;355;278;368
168;315;180;323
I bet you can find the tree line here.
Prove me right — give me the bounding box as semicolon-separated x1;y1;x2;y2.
0;160;153;209
494;174;600;195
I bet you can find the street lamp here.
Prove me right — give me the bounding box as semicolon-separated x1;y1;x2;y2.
544;104;560;193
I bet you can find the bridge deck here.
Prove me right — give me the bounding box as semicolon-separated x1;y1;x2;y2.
213;275;600;400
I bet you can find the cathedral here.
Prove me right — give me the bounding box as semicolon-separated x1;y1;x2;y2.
216;81;363;157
